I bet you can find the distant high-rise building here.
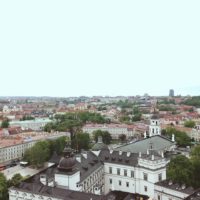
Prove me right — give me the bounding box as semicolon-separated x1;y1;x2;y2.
169;89;174;97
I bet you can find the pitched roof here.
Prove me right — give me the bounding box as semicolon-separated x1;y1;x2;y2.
115;135;174;154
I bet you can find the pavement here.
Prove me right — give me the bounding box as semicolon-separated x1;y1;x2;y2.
2;162;55;180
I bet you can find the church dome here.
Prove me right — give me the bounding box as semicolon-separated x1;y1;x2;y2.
58;157;76;171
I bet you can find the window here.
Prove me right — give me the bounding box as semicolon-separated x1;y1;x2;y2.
109;167;112;174
117;168;120;175
143;173;148;181
109;178;112;184
144;186;147;192
126;182;129;187
158;195;161;200
131;170;134;178
158;173;162;181
124;169;127;176
119;180;122;186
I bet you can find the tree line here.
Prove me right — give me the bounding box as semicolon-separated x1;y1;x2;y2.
24;136;67;168
44;112;109;135
162;127;191;147
0;173;23;200
167;145;200;188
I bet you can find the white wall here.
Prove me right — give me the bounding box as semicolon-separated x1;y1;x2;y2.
154;185;190;200
104;160;166;198
55;171;80;191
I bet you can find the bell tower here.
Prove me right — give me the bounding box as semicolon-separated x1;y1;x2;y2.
149;115;161;137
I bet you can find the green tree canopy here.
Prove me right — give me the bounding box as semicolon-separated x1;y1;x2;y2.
44;112;108;140
24;141;51;168
119;134;126;142
164;127;191;147
71;132;90;152
184;120;196;128
183;96;200;107
93;130;112;144
20;115;35;121
167;147;200;189
0;172;8;200
1;118;9;128
49;136;67;155
167;155;192;186
8;173;23;187
190;145;200;188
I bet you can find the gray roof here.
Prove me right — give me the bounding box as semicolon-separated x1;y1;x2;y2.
12;182;102;200
155;180;195;195
184;189;200;200
92;142;108;151
115;135;174;154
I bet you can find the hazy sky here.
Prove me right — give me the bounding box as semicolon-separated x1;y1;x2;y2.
0;1;200;97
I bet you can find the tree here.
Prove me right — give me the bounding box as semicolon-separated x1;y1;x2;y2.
167;155;192;186
164;127;191;147
93;130;112;144
8;173;23;187
119;115;130;123
49;136;67;155
1;118;9;128
0;172;8;200
190;145;200;188
119;134;126;142
24;141;51;168
183;96;200;107
20;115;35;121
132;113;142;122
184;120;196;128
71;132;90;152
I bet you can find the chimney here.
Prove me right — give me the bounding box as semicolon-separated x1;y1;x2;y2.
151;154;155;160
127;152;131;157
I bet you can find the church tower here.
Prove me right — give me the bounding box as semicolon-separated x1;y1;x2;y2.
149;115;161;137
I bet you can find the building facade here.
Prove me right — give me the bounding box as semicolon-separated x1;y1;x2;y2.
83;123;135;139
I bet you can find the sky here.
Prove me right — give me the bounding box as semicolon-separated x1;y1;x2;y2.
0;0;200;97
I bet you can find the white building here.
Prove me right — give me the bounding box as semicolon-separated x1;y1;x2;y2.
9;118;52;131
104;150;167;197
9;141;168;200
189;125;200;142
3;105;22;113
83;123;135;139
155;180;196;200
0;141;36;163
